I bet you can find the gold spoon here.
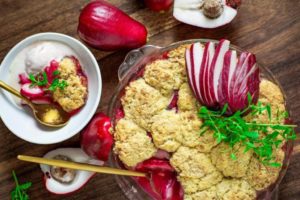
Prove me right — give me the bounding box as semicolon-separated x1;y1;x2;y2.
0;80;70;127
18;155;146;177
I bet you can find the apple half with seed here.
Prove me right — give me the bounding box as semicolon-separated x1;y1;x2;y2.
173;0;239;29
40;148;104;195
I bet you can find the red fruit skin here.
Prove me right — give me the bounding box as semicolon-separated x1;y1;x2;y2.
43;173;96;195
200;42;211;105
228;52;259;113
115;107;125;121
144;0;174;11
167;90;178;111
189;44;201;102
203;42;215;107
135;158;175;172
80;113;114;161
78;1;147;51
208;39;230;107
19;73;31;84
186;48;198;102
135;158;183;200
135;176;161;199
226;0;242;9
218;50;231;109
20;83;44;99
44;60;59;83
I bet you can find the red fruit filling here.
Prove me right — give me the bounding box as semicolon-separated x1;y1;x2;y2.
135;158;184;200
167;90;179;111
115;107;125;121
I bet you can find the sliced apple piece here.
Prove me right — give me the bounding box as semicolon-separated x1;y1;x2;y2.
209;39;230;105
186;46;200;101
40;148;104;195
218;50;237;111
202;42;216;106
230;52;252;102
191;43;205;103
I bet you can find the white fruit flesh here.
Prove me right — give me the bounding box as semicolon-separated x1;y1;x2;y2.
231;53;251;100
41;148;104;195
227;50;237;98
21;83;44;96
186;48;198;99
211;40;230;101
173;0;237;29
205;42;216;104
192;43;205;103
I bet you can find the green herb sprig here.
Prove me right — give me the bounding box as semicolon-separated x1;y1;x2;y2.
29;72;48;87
47;79;68;91
28;70;68;91
11;171;32;200
198;96;296;167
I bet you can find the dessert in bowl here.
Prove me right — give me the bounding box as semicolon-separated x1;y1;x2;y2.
0;32;101;144
108;39;295;200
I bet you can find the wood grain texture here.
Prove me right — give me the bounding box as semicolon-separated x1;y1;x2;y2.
0;0;299;199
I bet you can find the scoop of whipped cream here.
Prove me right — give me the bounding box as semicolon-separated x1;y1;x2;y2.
25;41;74;74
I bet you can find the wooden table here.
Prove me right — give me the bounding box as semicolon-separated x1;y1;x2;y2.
0;0;299;199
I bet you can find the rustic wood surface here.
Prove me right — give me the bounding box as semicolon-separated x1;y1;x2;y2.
0;0;299;199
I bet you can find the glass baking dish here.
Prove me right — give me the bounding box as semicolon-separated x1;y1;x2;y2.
107;39;294;200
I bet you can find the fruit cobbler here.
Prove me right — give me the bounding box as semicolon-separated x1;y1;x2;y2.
19;57;88;114
112;42;293;200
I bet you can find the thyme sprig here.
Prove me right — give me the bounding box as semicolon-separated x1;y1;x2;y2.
198;96;296;167
28;70;68;91
11;171;32;200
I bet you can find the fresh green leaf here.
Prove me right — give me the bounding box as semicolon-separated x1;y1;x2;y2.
52;70;60;76
197;100;296;167
19;182;32;190
221;104;228;115
266;104;271;120
11;171;31;200
267;162;282;167
230;153;237;160
247;92;252;104
243;131;259;139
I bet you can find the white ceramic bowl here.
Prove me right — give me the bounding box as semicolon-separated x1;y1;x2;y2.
0;32;102;144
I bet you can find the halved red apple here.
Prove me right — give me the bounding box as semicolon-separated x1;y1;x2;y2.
40;148;104;195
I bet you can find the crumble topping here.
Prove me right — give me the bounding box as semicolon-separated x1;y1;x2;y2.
211;143;253;178
114;119;157;167
121;78;169;131
52;57;87;112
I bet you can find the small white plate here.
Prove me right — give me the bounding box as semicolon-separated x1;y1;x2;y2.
0;32;102;144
